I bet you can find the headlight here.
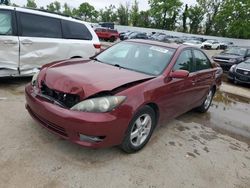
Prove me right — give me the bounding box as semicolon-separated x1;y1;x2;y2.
229;65;237;72
31;71;40;86
70;96;126;112
228;59;237;63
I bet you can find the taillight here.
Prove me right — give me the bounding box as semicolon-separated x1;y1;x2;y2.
94;44;101;49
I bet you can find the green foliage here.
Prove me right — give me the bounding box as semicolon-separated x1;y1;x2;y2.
148;0;183;29
188;5;204;34
62;3;72;16
75;2;98;22
99;5;117;22
26;0;37;8
130;0;139;26
117;3;129;25
182;4;188;32
137;10;151;28
47;1;61;13
213;0;250;39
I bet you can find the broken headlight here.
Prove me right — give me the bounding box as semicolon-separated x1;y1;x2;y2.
70;96;126;113
31;71;40;86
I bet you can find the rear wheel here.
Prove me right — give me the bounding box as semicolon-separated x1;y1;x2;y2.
196;88;215;113
120;106;156;153
110;36;116;42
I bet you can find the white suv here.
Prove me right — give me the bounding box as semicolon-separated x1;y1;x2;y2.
0;6;101;77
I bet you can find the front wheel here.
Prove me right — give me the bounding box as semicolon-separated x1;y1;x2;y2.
120;106;156;153
196;88;215;113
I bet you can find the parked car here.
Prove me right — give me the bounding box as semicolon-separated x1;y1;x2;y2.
183;40;203;48
202;40;220;50
212;46;250;71
99;22;114;29
119;31;131;40
228;59;250;84
123;32;148;40
148;32;165;40
25;39;222;153
94;27;119;42
219;41;234;50
154;34;171;43
0;6;100;77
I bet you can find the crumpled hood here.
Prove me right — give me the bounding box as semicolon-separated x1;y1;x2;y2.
41;60;154;99
237;61;250;70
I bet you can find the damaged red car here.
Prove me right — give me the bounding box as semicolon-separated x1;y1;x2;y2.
25;39;222;153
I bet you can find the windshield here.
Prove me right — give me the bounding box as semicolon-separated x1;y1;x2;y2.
96;42;175;75
223;47;247;56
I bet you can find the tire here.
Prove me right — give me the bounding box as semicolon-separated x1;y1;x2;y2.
216;46;220;50
196;88;215;113
120;106;156;153
110;36;116;42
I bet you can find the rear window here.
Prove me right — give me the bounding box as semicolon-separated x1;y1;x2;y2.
0;10;12;35
62;20;92;40
19;12;62;38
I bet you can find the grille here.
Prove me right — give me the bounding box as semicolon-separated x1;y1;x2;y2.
41;83;80;108
236;68;250;76
28;106;68;137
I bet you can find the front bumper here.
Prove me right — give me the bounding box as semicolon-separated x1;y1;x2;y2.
25;84;131;148
228;71;250;84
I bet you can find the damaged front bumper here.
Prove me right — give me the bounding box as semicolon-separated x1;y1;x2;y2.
25;84;132;148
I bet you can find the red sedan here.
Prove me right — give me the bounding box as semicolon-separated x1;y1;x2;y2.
25;39;222;153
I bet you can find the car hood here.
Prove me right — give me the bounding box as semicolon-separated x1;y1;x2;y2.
41;60;154;99
213;54;242;59
237;61;250;70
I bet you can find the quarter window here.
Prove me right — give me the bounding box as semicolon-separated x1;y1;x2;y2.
173;50;193;72
62;20;92;40
193;50;211;71
19;12;62;38
0;10;12;35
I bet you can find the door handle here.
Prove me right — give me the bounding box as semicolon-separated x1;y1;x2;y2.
3;40;18;45
21;40;33;45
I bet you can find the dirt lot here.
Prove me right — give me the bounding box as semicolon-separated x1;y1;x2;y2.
0;47;250;188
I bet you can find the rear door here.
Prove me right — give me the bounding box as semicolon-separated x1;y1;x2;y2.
17;11;66;75
0;9;19;76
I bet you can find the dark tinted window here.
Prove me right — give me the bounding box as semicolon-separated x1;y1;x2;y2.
193;50;212;71
0;10;12;35
19;12;62;38
62;20;92;40
173;50;193;72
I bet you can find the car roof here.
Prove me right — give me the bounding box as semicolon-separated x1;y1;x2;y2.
126;39;182;49
0;5;89;25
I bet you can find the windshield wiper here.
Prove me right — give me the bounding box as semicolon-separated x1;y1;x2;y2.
90;57;103;63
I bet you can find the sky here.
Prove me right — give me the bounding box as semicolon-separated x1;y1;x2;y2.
11;0;197;11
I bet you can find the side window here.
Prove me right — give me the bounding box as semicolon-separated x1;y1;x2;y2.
173;50;193;72
62;20;92;40
0;10;12;35
19;12;62;38
193;50;212;71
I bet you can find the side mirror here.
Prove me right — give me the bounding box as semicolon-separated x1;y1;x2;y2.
170;70;189;79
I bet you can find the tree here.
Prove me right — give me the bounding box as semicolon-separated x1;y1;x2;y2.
130;0;139;26
197;0;222;35
26;0;37;8
63;3;72;16
75;2;98;22
99;5;117;22
213;0;250;39
188;5;204;34
137;10;151;28
117;3;129;25
182;4;188;32
148;0;183;30
47;1;61;13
